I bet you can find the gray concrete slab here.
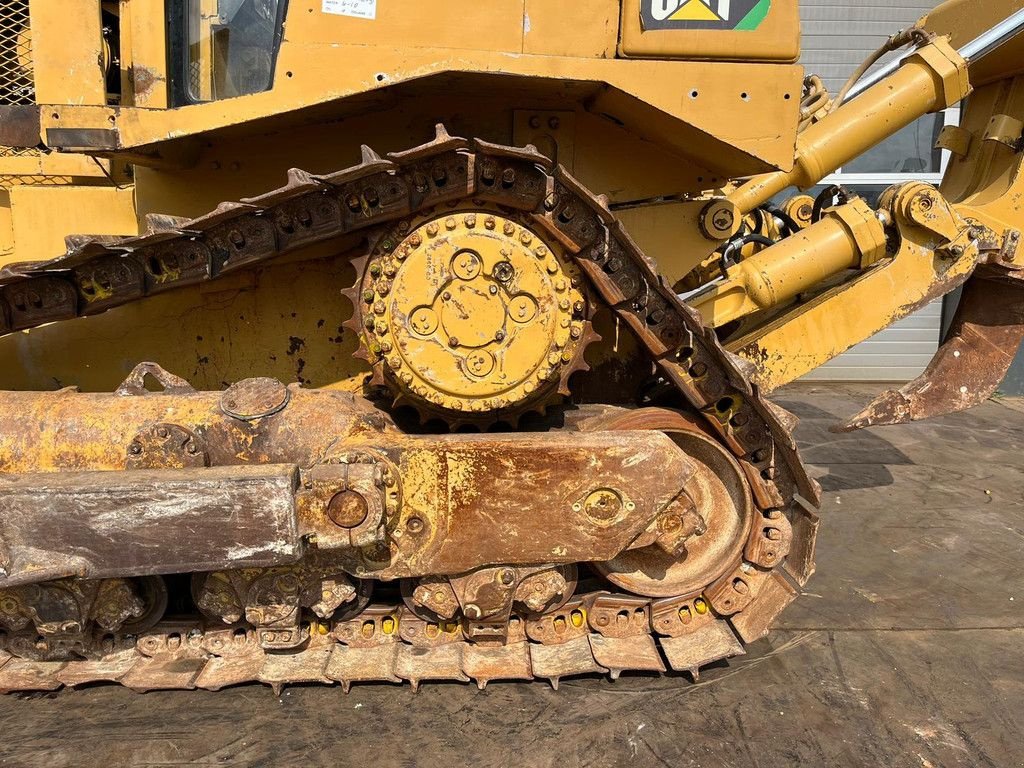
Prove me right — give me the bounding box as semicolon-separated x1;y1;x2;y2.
0;384;1021;768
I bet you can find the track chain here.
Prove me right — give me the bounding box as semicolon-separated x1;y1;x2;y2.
0;126;820;691
0;585;808;693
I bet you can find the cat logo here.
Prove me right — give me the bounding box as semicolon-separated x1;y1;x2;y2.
641;0;771;31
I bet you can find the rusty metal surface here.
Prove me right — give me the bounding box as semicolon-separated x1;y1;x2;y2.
841;267;1024;431
0;129;820;692
0;464;302;586
0;105;40;147
220;377;291;421
583;408;756;598
0;381;697;583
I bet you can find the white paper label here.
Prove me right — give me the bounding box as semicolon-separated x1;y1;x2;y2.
322;0;376;19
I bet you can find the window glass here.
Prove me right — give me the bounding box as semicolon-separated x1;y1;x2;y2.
843;114;945;175
185;0;285;103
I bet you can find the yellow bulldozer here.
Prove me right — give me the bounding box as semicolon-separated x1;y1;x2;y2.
0;0;1021;692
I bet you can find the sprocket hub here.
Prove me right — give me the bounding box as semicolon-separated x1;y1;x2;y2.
356;207;591;421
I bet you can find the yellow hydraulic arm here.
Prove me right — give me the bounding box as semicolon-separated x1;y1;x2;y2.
685;5;1024;427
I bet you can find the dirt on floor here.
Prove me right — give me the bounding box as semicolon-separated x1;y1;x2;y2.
0;383;1022;768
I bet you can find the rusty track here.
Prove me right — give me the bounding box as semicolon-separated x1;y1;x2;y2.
0;586;800;693
0;127;820;691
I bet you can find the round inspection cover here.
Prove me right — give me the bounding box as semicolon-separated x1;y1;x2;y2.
221;377;290;421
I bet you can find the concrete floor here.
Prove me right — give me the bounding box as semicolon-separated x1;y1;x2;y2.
0;384;1022;768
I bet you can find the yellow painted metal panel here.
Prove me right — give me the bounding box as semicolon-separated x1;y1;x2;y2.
616;201;713;284
40;53;803;172
120;0;170;108
0;152;109;178
287;0;526;53
522;0;618;58
6;185;136;265
28;0;105;105
0;256;363;393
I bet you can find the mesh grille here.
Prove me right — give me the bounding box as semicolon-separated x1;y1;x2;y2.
0;0;34;106
0;173;70;188
0;144;37;157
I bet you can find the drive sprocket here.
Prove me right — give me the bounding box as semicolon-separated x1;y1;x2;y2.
348;205;596;426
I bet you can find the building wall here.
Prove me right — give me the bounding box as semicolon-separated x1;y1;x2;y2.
799;0;940;93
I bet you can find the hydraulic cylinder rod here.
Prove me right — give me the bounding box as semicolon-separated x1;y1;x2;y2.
692;198;887;328
726;38;970;215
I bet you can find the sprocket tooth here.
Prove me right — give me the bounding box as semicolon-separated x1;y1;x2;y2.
349;254;370;277
433;123;454;142
360;144;384;164
391;393;415;411
341;315;362;335
556;322;600;397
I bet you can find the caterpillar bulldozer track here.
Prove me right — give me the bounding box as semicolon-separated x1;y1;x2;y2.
0;0;1022;692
